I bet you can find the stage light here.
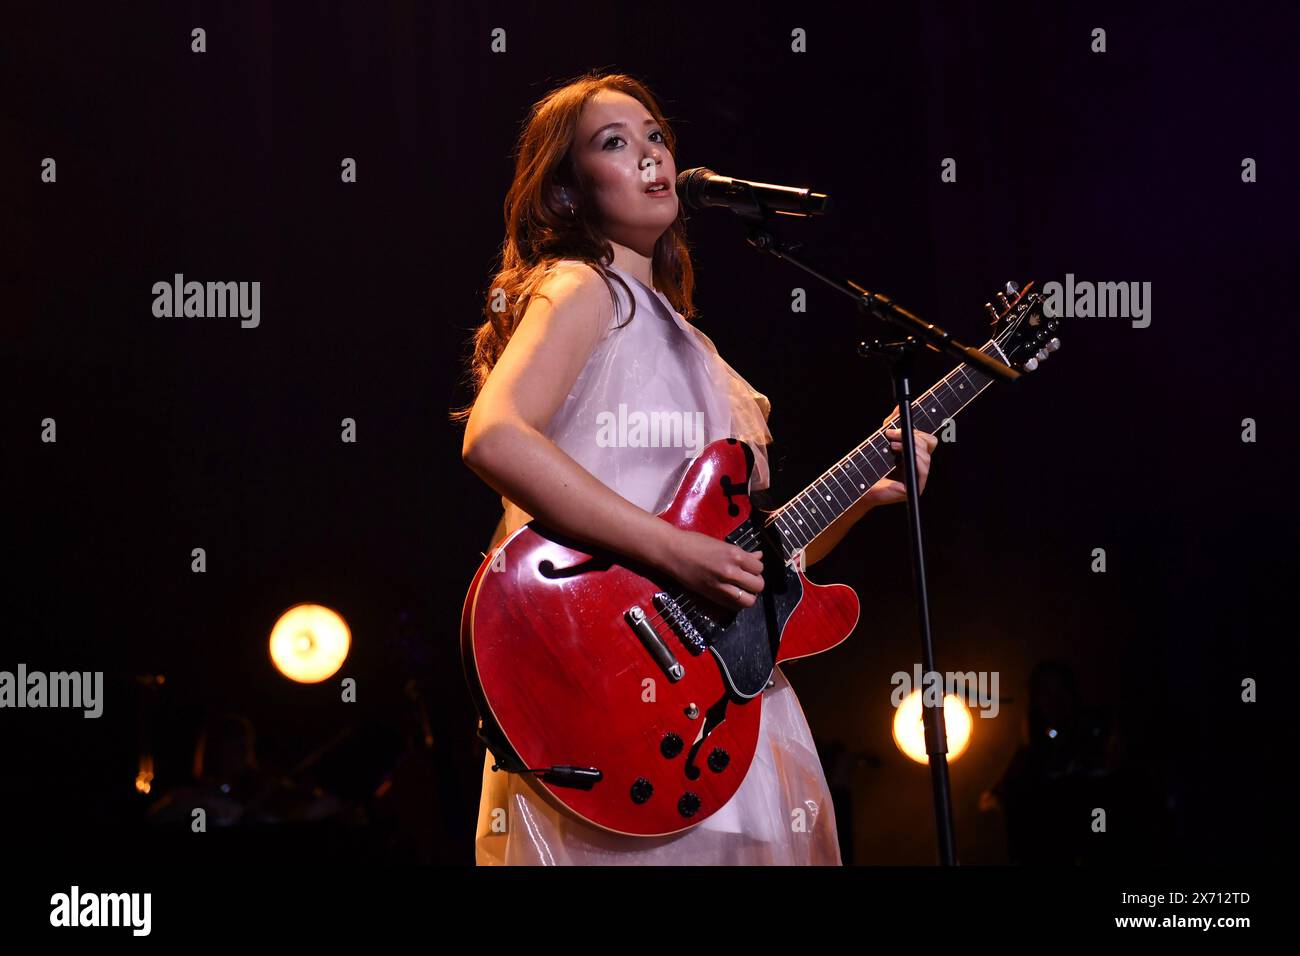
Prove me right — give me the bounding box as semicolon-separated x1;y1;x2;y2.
135;755;154;795
269;603;351;683
892;689;973;764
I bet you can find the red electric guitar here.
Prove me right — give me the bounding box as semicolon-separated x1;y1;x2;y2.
462;282;1059;836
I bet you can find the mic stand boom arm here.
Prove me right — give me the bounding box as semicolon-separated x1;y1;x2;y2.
744;223;1018;383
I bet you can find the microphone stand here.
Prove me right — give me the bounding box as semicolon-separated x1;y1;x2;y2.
738;215;1017;866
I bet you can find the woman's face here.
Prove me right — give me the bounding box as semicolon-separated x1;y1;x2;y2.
568;89;678;253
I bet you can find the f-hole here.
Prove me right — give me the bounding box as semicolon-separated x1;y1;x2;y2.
719;475;746;516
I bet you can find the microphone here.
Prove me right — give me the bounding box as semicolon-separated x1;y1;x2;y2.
675;167;831;218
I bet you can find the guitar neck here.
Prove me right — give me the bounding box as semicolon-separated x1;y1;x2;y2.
764;338;1009;557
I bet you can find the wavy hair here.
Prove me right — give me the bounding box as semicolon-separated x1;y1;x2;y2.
450;70;696;424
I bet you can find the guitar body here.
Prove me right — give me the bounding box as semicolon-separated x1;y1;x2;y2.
462;279;1058;838
462;437;860;837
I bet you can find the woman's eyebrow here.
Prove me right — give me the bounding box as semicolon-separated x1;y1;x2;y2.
588;118;657;144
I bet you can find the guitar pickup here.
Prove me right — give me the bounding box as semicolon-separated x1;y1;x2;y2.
625;606;684;681
652;592;710;654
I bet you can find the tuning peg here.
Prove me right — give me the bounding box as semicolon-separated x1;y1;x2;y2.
1035;348;1049;362
995;292;1011;311
984;302;999;323
1005;280;1020;298
1046;337;1061;351
1023;356;1039;372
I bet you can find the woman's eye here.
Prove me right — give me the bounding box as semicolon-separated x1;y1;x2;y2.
603;130;665;149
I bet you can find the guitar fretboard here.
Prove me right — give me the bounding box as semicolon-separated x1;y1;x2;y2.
765;339;1009;558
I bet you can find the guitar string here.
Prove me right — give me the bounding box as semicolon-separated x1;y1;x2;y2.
638;424;909;636
637;311;1019;635
643;423;908;634
626;337;1010;637
646;374;984;631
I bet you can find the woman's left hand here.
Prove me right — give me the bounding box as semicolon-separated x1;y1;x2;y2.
862;405;939;507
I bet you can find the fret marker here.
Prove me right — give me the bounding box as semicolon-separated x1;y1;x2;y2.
796;518;803;524
959;383;964;389
859;483;865;489
824;494;831;501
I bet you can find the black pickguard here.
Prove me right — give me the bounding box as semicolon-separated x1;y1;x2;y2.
705;519;803;700
525;493;804;702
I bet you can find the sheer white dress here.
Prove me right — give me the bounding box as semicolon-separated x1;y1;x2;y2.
473;259;842;865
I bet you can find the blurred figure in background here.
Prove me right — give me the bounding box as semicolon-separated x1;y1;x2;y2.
147;712;278;826
981;660;1171;863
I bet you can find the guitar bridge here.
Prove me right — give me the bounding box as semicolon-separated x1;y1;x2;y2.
625;606;685;681
652;592;713;654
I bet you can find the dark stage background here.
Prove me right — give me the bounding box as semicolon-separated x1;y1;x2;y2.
2;0;1292;867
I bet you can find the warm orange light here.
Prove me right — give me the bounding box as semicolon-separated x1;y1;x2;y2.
269;603;351;683
892;690;973;764
136;754;154;794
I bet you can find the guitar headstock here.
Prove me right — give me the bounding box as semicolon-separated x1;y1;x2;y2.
985;280;1061;373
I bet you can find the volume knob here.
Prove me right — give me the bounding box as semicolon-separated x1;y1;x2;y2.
630;777;654;804
660;733;684;759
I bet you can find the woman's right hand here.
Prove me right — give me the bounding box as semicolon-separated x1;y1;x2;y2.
655;527;765;610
